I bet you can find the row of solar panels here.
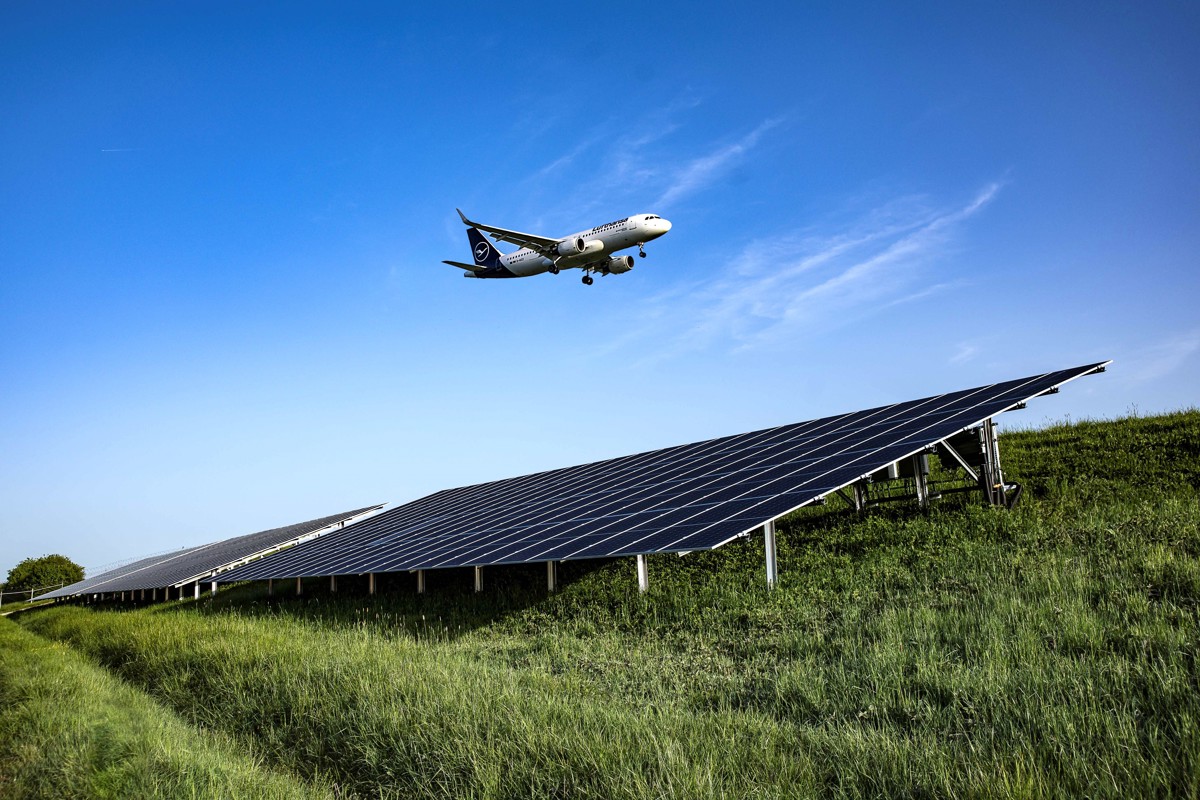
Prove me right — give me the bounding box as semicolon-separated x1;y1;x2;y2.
39;362;1109;601
37;507;385;600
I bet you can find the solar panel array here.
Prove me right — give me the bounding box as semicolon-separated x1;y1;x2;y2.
38;506;383;600
215;362;1108;584
37;546;212;601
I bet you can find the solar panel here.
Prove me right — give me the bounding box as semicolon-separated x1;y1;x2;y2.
37;506;384;600
35;544;213;600
215;362;1108;585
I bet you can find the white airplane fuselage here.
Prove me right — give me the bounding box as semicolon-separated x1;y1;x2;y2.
494;214;672;278
446;212;672;283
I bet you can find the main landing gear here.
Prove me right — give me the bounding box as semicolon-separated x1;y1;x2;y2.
549;265;560;275
582;275;594;285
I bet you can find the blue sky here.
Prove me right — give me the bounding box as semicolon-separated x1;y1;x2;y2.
3;2;1197;578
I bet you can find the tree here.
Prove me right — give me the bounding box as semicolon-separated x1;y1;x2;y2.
5;554;84;594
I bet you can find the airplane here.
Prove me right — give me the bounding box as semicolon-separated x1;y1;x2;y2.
443;209;672;285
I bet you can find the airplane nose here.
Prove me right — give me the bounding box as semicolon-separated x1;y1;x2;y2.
658;218;672;233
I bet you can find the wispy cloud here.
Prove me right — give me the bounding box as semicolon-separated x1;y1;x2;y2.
610;183;1002;361
513;97;776;227
653;118;781;208
531;134;604;181
950;342;980;365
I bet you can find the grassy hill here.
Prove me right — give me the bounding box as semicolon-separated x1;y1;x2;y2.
4;410;1198;798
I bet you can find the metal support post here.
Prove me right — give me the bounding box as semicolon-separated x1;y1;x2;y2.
330;575;337;593
368;572;376;595
836;482;869;512
267;578;273;597
474;566;483;593
979;419;1007;506
296;577;302;596
547;560;558;592
416;570;425;594
988;420;1006;503
764;520;778;589
636;554;649;593
912;454;930;509
193;583;200;600
121;592;125;602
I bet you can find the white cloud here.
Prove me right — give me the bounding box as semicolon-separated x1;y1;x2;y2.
611;183;1001;362
950;342;980;365
653;118;781;208
531;135;603;180
513;99;776;226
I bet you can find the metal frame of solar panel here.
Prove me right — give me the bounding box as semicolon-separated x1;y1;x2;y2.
213;362;1109;593
37;506;384;601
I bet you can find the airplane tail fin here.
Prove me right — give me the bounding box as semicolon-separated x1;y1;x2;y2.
466;227;503;267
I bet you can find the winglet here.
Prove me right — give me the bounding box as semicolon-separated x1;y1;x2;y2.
456;208;473;226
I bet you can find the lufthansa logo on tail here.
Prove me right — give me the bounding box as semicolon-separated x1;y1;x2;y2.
474;242;491;261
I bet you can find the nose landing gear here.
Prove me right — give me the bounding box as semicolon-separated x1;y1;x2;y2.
638;243;647;258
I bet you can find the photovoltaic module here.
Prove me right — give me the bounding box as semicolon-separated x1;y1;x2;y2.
37;506;383;599
214;362;1109;584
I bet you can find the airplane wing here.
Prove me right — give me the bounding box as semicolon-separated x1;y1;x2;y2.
442;259;487;272
456;208;559;252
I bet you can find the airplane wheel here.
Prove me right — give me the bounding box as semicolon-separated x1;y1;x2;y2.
638;251;647;258
582;275;594;285
550;266;560;275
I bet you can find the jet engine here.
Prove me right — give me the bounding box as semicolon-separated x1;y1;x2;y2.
555;237;604;258
604;255;635;274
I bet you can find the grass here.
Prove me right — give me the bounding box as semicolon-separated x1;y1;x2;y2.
8;409;1200;798
0;618;335;799
0;598;59;616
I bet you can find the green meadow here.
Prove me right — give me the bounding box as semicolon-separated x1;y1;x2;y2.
4;410;1198;798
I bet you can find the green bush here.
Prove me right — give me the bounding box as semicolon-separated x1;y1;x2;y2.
4;553;84;595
